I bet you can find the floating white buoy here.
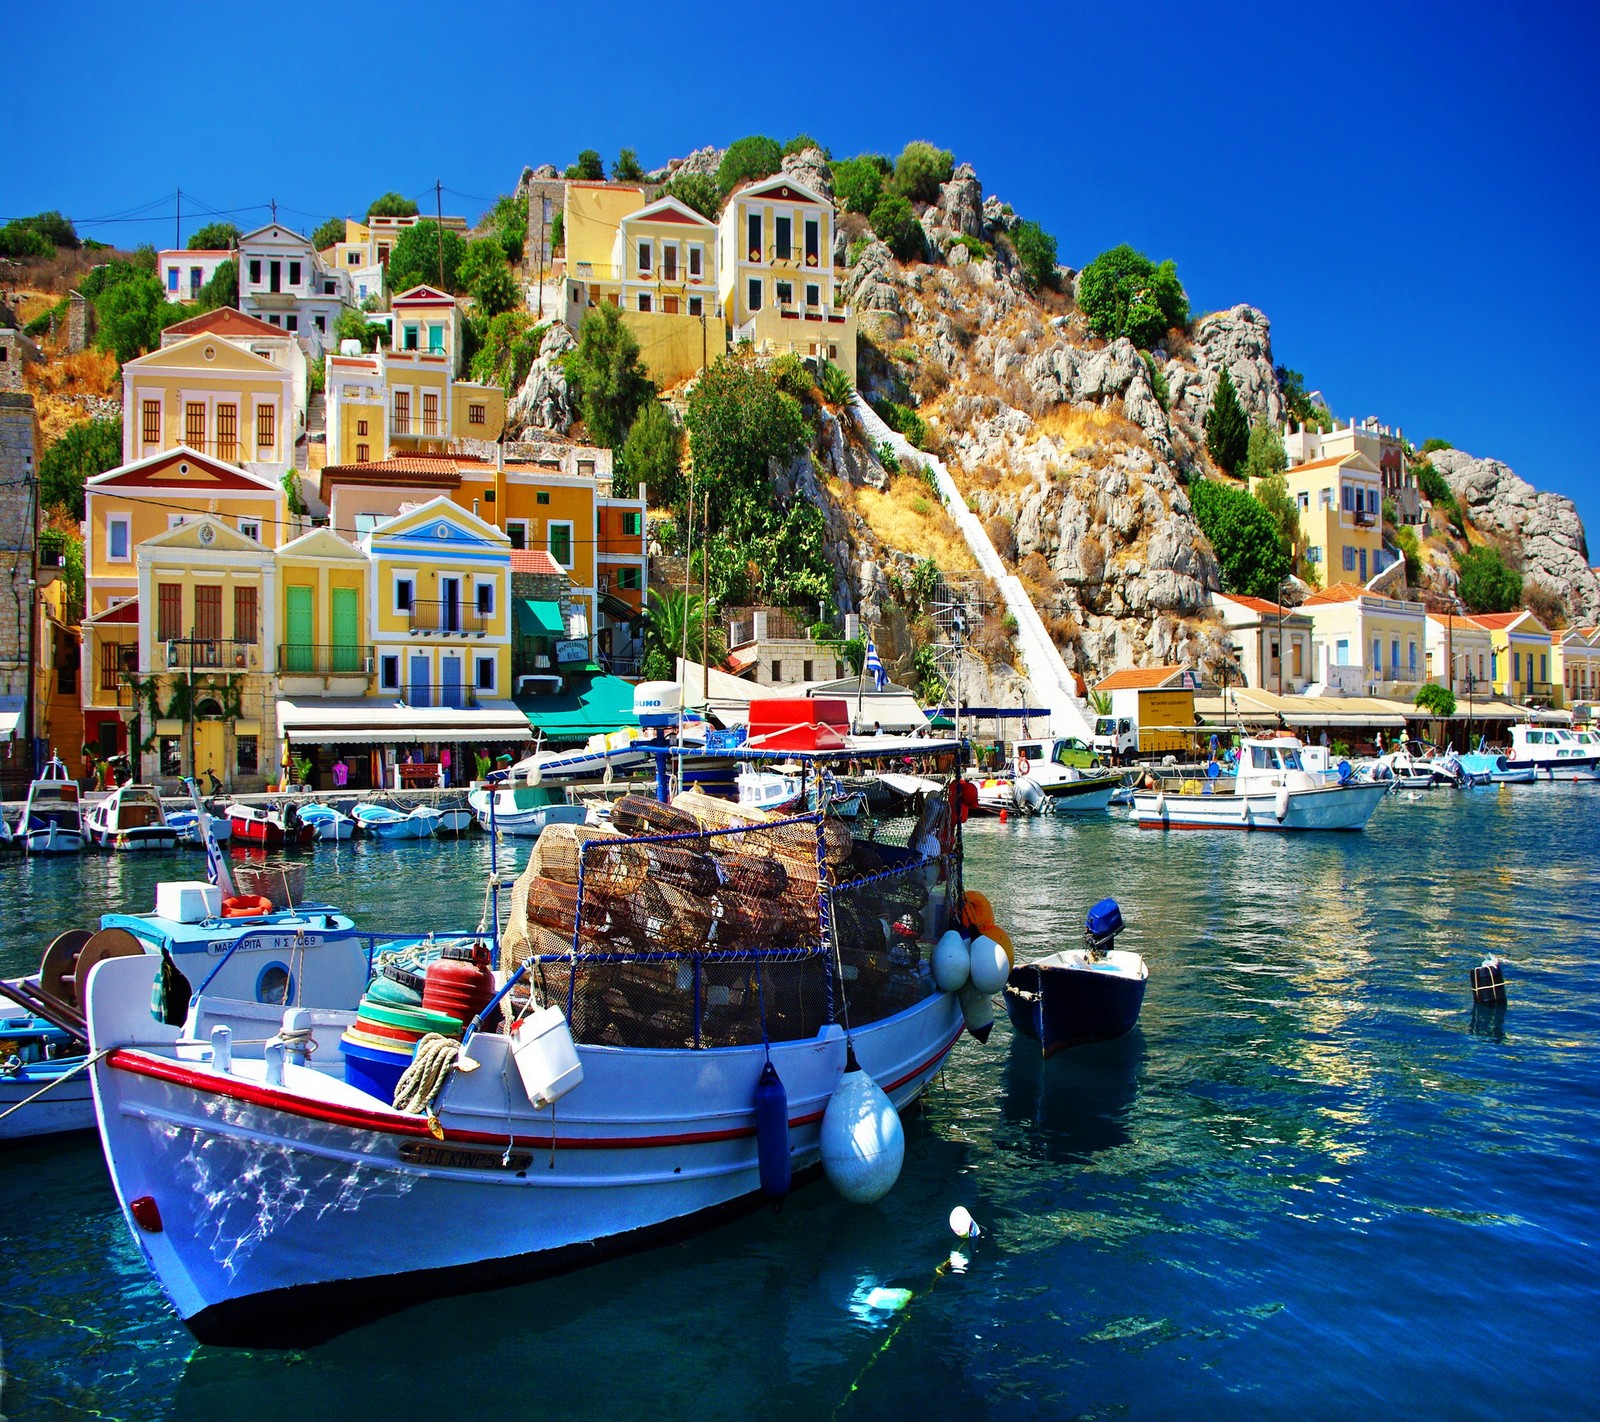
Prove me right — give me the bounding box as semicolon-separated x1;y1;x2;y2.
967;934;1009;995
949;1204;981;1239
1155;792;1167;816
1275;785;1290;821
931;930;971;993
821;1049;905;1204
862;1286;913;1312
958;982;995;1043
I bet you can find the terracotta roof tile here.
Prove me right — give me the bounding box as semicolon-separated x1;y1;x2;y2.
1303;582;1368;605
510;549;565;575
1218;593;1298;617
1095;665;1187;691
1285;454;1365;473
162;306;283;338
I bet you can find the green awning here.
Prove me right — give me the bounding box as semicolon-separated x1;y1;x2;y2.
515;674;640;742
516;599;565;637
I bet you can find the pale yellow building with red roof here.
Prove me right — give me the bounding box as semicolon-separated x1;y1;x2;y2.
1465;609;1552;703
1551;625;1600;710
1253;450;1386;586
1211;592;1315;693
1300;581;1426;696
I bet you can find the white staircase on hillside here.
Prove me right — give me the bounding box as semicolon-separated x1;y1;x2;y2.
848;396;1097;741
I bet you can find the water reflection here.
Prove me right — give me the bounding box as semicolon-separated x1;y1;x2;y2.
998;1032;1144;1162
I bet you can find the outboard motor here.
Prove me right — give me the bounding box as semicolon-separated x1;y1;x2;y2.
1084;898;1124;960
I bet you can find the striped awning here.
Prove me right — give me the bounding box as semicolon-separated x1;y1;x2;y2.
277;697;532;746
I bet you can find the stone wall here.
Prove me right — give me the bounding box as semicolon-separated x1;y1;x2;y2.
67;292;89;353
0;393;39;708
0;329;44;393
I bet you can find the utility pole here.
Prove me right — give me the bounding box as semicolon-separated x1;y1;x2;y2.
699;493;709;695
270;198;277;225
435;181;446;288
175;188;181;252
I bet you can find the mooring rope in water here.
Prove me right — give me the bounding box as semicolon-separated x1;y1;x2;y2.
0;1049;110;1123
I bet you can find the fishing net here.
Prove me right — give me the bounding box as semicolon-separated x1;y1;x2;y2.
500;780;959;1049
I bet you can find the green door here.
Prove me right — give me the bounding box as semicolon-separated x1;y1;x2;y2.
331;587;359;674
285;586;314;674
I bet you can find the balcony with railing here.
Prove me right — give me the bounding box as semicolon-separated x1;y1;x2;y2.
391;416;447;438
387;682;480;709
163;637;261;671
277;643;376;677
408;599;488;637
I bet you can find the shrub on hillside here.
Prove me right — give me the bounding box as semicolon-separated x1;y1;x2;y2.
783;134;829;158
717;136;782;195
367;192;419;219
565;151;605;181
613;148;647;182
662;173;720;220
312;216;345;250
1455;544;1522;613
1522;581;1566;630
39;419;121;519
618;399;683;503
1421;437;1453;453
1077;244;1188;349
832;156;886;216
869;194;923;263
564;303;655;450
186;222;239;251
1010;221;1058;291
1204;368;1250;475
871;398;928;449
385;221;467;295
891;141;954;205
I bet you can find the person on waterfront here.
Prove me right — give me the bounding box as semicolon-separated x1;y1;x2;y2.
475;749;491;782
331;756;349;789
440;747;452;787
1319;729;1330;748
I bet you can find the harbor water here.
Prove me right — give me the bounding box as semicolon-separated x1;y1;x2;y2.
2;786;1596;1419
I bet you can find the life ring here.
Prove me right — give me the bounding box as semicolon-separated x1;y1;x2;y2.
1015;755;1031;777
221;895;273;919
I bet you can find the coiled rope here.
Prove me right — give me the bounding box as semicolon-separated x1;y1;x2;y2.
391;1033;460;1115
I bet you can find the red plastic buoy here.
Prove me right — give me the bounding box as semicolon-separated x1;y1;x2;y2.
129;1195;163;1233
999;808;1008;824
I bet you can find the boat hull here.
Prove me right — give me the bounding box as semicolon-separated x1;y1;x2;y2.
91;826;181;851
1132;780;1388;831
87;953;962;1347
1040;776;1119;813
1003;950;1147;1054
0;1065;94;1140
21;824;84;855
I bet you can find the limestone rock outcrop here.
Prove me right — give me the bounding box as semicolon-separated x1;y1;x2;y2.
1020;337;1174;458
780;147;833;202
1169;305;1283;434
666;146;724;180
934;163;984;240
507;325;577;435
841;241;904;319
1429;448;1600;620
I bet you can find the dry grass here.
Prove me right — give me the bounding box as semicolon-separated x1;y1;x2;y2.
846;474;977;573
25;349;118;398
1028;404;1133;447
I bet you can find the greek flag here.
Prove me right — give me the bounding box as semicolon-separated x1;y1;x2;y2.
864;640;887;691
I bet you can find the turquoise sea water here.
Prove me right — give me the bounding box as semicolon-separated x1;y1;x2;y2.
1;786;1596;1420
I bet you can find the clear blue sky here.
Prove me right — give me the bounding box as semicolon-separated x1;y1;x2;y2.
6;1;1597;545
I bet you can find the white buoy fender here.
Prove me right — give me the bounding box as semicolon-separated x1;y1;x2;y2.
820;1054;905;1204
959;982;995;1044
931;930;971;993
1155;792;1167;816
967;934;1009;995
1274;785;1290;821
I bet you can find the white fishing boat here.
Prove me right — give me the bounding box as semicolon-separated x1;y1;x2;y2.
1504;724;1600;780
466;781;587;837
19;756;85;855
297;803;355;841
434;802;475;835
736;764;804;813
84;784;180;851
87;721;982;1347
1132;734;1390;831
165;809;233;846
350;804;441;840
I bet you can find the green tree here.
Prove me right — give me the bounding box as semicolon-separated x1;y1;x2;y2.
662;173;721;220
1393;523;1422;586
1010;220;1058;291
1456;544;1522;613
194;258;237;312
488;193;528;265
94;276;187;363
1205;367;1250;474
565;150;605;181
1253;471;1301;566
312;216;346;250
1077;244;1189;348
618;399;683;503
716;135;782;195
891;141;954;204
458;239;517;316
832;156;886;215
1421;437;1453;453
0;222;53;259
641;588;725;681
186;222;239;251
564;304;654;449
385;220;467;295
39;419;121;518
613;148;646;182
366;192;419;219
335;306;385;352
1415;682;1457;718
1189;477;1291;598
1239;420;1288;483
869;193;923;262
1275;365;1328;430
470;311;545;392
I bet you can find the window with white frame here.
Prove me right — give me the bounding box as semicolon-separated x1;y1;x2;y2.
475;655;496;692
380;654;400;690
747;277;762;311
475;581;495;617
688;295;703;316
506;519;528;550
239;518;261;542
688;244;702;278
636;240;652;274
805;283;820;307
108;515;131;561
775;280;793;306
394;572;415;613
548;521;574;568
638;294;652;313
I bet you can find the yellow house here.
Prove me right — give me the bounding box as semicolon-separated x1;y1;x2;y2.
122;333;296;475
1258;451;1385;587
716;175;856;373
1302;581;1427;695
390;286;464;372
1469;609;1553;704
325;215;472;305
1424;613;1495;695
1552;626;1600;710
276;526;374;691
564;182;648;284
82;447;286;766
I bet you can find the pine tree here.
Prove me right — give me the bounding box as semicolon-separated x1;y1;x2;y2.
1205;367;1250;474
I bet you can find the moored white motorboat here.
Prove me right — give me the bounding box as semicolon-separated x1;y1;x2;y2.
466;782;587;837
434;801;475;835
166;809;233;846
736;765;804;813
350;804;441;840
87;720;979;1347
19;756;85;855
84;784;180;851
1132;734;1390;831
1503;724;1600;781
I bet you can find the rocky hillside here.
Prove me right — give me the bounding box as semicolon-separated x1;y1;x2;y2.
510;141;1598;682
